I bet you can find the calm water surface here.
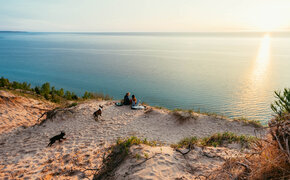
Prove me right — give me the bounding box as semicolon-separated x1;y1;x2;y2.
1;32;290;123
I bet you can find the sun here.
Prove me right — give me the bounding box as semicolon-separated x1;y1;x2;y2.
248;5;287;32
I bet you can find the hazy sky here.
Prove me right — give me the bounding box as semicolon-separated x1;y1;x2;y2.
0;0;290;32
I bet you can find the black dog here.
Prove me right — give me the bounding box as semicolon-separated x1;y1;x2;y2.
93;105;103;121
47;131;66;147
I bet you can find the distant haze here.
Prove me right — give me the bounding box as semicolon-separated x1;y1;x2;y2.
0;0;290;32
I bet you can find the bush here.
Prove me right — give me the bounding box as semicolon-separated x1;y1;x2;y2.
0;77;10;87
41;82;50;95
64;91;72;100
56;88;64;97
200;132;256;147
172;137;198;148
172;109;197;123
71;92;78;100
67;102;78;108
271;88;290;118
34;86;41;94
0;76;113;104
82;91;113;100
209;89;290;179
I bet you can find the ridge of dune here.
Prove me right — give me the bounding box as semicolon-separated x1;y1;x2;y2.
0;90;265;179
0;90;56;135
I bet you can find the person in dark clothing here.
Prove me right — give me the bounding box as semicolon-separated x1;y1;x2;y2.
123;92;131;105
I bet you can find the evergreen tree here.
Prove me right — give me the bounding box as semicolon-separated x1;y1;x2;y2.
57;88;64;97
0;77;10;87
41;82;50;95
35;86;41;94
65;91;72;100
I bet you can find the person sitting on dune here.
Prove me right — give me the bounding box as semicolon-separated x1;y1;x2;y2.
123;92;131;105
131;95;145;110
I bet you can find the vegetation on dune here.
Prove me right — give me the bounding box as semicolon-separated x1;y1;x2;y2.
271;88;290;118
93;136;157;180
171;132;256;149
200;132;256;147
209;88;290;179
172;109;197;123
0;76;112;104
233;117;263;128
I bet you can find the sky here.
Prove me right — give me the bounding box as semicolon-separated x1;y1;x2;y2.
0;0;290;32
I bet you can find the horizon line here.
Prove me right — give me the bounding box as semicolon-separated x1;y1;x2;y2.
1;30;290;33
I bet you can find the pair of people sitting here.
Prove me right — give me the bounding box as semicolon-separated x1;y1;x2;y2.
123;92;145;110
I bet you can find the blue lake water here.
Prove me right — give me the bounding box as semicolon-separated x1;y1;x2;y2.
1;32;290;123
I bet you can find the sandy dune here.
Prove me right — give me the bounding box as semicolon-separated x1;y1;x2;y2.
114;144;246;180
0;90;55;134
0;91;265;179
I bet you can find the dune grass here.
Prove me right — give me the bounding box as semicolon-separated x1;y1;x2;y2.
210;88;290;179
93;136;158;180
171;132;257;149
233;117;263;128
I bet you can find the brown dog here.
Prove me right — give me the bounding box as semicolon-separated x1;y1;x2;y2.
93;105;103;121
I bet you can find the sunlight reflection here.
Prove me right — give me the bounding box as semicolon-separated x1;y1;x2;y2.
232;34;272;122
252;34;271;82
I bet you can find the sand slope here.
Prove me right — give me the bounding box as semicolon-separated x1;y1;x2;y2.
114;144;245;180
0;90;55;134
0;91;265;179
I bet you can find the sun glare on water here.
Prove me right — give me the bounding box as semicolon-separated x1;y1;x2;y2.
253;34;271;81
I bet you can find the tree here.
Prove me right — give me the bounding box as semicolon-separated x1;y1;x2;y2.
83;91;90;99
44;93;50;100
50;86;56;95
64;91;72;100
71;92;78;100
22;82;31;90
34;86;41;94
41;82;50;95
0;77;10;87
57;88;64;97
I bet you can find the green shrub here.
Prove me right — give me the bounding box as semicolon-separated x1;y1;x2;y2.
71;92;78;100
44;93;50;100
0;77;10;87
41;82;50;95
0;76;113;104
271;88;290;118
200;132;256;147
34;86;41;94
56;88;64;97
67;102;78;108
172;136;198;148
64;91;72;100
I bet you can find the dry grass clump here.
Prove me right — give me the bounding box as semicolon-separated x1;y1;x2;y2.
171;137;198;149
172;109;197;124
200;132;256;148
93;137;157;180
233;117;263;128
209;135;290;179
209;89;290;179
209;116;290;179
171;132;256;149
